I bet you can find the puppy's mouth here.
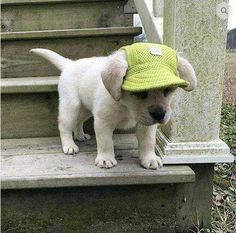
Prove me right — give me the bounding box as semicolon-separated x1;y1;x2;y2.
138;120;155;126
138;115;169;126
138;119;166;126
137;116;157;126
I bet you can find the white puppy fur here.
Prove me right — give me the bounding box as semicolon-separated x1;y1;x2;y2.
30;48;197;169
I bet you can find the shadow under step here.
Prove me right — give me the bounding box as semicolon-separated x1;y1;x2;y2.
1;134;195;189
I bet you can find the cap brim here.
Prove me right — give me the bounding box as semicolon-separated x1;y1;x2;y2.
122;69;189;92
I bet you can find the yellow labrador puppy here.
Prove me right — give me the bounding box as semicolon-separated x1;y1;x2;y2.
30;44;196;169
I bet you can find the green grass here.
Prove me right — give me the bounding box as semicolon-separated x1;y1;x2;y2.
193;104;236;233
211;104;236;233
220;104;236;155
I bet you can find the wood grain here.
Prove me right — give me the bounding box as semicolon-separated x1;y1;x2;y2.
1;0;120;5
1;76;58;93
1;28;141;78
1;134;195;189
1;93;59;138
2;134;138;155
1;2;129;32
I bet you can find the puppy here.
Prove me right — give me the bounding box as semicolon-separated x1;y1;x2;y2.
30;45;196;169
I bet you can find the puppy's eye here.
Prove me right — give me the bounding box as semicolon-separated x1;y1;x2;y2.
131;91;148;99
163;88;173;97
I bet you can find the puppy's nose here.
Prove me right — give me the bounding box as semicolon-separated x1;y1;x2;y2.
149;106;166;121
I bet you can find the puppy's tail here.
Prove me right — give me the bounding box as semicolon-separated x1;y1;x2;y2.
30;48;71;71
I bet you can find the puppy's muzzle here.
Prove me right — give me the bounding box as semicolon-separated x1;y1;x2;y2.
149;106;166;123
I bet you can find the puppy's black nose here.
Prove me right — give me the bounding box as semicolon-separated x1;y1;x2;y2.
149;106;166;121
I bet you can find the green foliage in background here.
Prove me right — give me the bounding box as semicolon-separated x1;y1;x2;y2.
220;104;236;155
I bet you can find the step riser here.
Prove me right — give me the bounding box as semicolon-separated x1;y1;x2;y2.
2;93;134;138
2;185;178;233
2;93;59;138
1;93;95;138
1;1;132;32
2;35;134;78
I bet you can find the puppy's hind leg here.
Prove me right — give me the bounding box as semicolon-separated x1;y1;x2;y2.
74;107;92;141
58;98;80;155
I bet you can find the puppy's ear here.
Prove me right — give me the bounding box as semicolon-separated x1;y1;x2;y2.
101;52;128;101
177;56;197;91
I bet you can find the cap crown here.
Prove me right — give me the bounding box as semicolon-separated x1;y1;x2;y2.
122;43;178;77
120;43;188;92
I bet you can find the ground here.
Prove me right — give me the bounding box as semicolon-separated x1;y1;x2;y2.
211;50;236;233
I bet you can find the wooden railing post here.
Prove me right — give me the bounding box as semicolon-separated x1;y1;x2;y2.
134;0;162;43
153;0;163;17
156;0;233;163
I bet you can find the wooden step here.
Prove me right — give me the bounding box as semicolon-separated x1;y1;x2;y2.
1;133;196;232
2;0;122;3
1;0;134;32
2;184;180;233
1;77;95;139
1;91;60;138
1;134;195;189
2;27;142;40
1;27;142;78
1;77;132;138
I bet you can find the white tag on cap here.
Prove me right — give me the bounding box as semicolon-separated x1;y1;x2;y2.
150;47;163;56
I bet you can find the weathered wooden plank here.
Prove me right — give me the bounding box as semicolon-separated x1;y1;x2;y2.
1;0;119;5
1;93;133;138
1;76;58;93
1;93;60;138
2;185;177;232
2;29;141;78
1;94;132;138
1;134;138;155
1;29;141;78
1;27;142;40
2;155;195;189
1;134;195;189
1;1;130;32
124;0;137;13
175;165;214;232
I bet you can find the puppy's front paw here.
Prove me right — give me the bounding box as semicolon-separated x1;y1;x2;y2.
140;154;163;170
74;133;91;141
63;143;79;155
95;155;117;169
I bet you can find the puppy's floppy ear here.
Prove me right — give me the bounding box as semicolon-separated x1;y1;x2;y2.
177;56;197;91
101;52;128;101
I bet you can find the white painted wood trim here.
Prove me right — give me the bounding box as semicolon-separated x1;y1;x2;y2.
162;155;235;164
134;0;163;43
153;0;163;17
156;130;234;164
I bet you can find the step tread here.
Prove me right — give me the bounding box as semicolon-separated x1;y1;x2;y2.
1;0;119;5
1;76;58;93
1;27;142;40
1;134;195;189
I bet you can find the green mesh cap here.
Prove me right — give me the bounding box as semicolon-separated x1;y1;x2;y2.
121;43;189;92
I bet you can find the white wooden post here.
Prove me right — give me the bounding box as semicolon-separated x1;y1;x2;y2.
134;0;163;43
153;0;163;17
156;0;234;163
